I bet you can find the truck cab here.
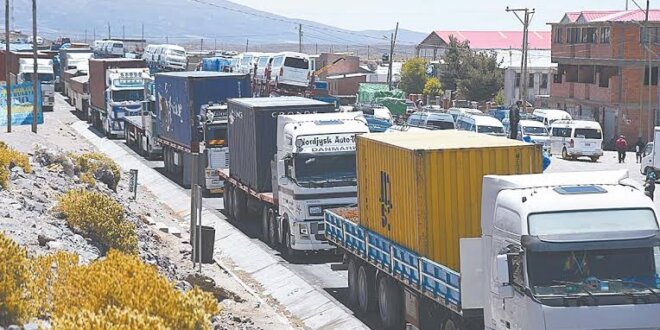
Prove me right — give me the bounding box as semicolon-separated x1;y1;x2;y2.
480;170;660;330
200;103;230;193
104;68;150;138
276;112;369;253
17;58;55;110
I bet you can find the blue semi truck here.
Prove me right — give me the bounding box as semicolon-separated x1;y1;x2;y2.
155;71;251;192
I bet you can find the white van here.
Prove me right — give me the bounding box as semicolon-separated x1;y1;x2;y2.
270;52;311;90
455;113;506;136
406;111;455;130
103;40;124;57
157;45;187;71
237;52;261;75
533;109;572;127
549;120;603;161
448;107;483;122
142;44;159;62
254;53;275;84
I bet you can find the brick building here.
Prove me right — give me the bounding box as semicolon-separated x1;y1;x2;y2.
550;9;660;142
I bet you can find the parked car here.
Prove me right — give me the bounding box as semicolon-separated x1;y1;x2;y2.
549;120;603;162
456;113;506;136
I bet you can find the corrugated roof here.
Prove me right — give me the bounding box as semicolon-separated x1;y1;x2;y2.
433;31;551;50
559;9;660;23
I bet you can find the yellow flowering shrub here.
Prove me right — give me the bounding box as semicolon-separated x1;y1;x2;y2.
72;152;121;190
58;190;138;255
0;142;31;189
0;233;30;324
52;251;219;330
53;306;170;330
25;252;78;318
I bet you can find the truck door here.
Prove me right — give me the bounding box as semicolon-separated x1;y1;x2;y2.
642;142;655;174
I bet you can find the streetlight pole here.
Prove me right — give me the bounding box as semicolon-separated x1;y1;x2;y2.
31;0;37;133
5;0;12;133
506;7;535;112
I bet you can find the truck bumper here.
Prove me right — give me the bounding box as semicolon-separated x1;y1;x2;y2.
290;232;335;252
568;149;603;157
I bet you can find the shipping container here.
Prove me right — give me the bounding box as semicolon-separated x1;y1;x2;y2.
88;58;146;111
155;71;251;151
228;97;337;192
356;130;542;271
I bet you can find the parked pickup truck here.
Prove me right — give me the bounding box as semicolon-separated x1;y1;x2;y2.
325;130;660;329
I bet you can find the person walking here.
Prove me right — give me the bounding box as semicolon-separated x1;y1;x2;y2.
635;136;646;163
509;101;522;140
615;135;628;164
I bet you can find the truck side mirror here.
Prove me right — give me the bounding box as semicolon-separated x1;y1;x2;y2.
496;254;514;299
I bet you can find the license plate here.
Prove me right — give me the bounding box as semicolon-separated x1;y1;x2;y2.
209;188;223;194
585;143;591;147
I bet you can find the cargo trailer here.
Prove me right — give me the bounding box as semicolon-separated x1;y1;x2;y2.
325;130;660;329
155;71;251;191
221;97;371;255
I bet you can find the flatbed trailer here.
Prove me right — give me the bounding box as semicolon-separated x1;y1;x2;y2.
218;168;275;206
124;114;162;159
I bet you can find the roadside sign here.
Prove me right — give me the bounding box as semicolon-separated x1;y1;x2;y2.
129;169;138;199
0;82;43;126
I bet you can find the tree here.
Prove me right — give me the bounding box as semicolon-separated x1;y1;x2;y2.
439;36;471;92
423;77;443;98
399;57;428;95
493;89;505;105
457;51;503;103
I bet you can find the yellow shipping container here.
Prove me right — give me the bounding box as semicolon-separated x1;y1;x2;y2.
356;130;542;271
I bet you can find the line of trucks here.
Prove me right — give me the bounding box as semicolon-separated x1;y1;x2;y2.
46;53;660;329
0;50;56;110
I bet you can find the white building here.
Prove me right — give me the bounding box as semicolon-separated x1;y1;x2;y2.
500;49;556;108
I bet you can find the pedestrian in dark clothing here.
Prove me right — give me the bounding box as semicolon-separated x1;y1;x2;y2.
635;137;645;163
509;101;522;140
615;135;628;163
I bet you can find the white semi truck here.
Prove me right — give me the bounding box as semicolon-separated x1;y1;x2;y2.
326;130;660;329
17;58;55;111
222;97;369;256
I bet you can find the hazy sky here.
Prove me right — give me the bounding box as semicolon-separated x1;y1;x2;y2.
230;0;638;31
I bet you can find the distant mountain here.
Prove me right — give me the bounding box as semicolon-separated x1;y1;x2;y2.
8;0;426;46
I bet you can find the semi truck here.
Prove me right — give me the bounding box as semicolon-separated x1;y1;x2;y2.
68;75;89;119
325;130;660;329
155;71;251;191
16;58;55;111
55;48;93;92
221;97;370;256
123;78;161;159
88;58;149;138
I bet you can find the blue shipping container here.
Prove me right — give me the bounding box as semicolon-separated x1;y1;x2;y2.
155;71;251;151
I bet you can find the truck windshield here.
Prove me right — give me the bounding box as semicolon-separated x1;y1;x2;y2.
205;125;227;147
294;154;356;188
112;90;143;102
528;209;658;235
523;126;548;136
527;246;660;300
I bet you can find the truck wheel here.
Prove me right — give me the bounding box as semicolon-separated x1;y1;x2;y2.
282;221;297;260
261;205;271;245
590;156;599;163
378;275;403;329
347;258;359;308
232;188;246;222
223;183;233;218
357;264;376;314
268;209;279;247
442;317;460;330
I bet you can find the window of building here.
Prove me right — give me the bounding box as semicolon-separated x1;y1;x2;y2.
641;27;660;43
582;27;597;43
540;74;549;89
644;66;658;86
515;73;521;87
553;73;562;84
528;73;535;88
567;27;581;44
600;27;611;43
554;28;564;43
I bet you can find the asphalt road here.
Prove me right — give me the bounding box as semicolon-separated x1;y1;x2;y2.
62;91;657;329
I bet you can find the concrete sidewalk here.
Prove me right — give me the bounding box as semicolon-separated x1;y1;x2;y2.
71;121;367;330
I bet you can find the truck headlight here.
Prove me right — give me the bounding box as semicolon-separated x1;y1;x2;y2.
308;206;323;216
299;223;309;235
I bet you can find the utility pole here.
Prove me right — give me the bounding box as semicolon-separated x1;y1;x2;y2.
200;38;203;52
93;27;96;41
214;38;217;52
245;39;249;52
626;0;629;10
166;35;168;44
315;43;318;55
298;24;303;53
31;0;37;133
84;29;87;43
5;0;11;133
141;23;144;41
645;0;652;137
107;22;111;39
367;45;370;60
122;24;125;39
387;22;399;90
506;7;535;112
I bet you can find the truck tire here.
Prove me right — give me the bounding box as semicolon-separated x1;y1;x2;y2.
282;219;297;260
347;258;359;308
378;275;403;329
357;264;376;314
268;209;279;247
261;205;271;245
442;317;460;330
232;188;246;222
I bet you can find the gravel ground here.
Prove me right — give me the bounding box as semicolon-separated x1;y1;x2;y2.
0;95;290;330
